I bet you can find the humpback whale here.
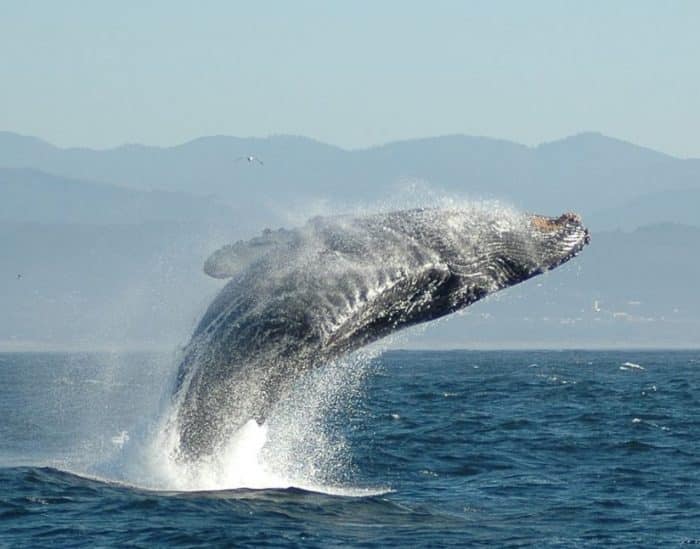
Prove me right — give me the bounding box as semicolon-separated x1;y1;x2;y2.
172;206;589;460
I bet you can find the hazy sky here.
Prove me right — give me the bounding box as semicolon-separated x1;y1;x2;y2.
1;1;698;157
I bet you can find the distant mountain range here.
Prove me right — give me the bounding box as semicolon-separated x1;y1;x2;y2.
1;130;698;349
1;130;699;230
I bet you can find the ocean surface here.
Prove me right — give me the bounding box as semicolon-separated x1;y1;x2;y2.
1;349;699;547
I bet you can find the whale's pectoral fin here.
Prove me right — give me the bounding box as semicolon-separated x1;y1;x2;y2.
203;227;298;278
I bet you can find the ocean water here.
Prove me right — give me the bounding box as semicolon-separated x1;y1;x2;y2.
1;349;699;547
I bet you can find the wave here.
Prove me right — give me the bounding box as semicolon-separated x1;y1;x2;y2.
7;465;390;499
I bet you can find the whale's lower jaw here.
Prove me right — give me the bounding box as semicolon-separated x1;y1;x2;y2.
171;207;590;461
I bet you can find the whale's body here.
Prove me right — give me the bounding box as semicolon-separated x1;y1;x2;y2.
172;207;589;460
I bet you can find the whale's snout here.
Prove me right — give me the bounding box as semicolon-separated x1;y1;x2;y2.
527;211;590;271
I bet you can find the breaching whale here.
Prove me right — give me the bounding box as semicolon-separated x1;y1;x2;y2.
172;206;589;460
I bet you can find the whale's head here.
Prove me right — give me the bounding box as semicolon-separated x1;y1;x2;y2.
317;207;590;350
437;208;589;292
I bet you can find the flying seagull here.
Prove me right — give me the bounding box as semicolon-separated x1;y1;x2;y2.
236;155;264;166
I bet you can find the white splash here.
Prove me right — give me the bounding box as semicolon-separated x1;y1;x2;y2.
106;348;389;497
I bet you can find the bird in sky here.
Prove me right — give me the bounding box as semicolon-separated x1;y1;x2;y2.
16;274;22;280
236;155;264;166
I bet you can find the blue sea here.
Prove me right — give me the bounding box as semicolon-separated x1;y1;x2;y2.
1;350;699;547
